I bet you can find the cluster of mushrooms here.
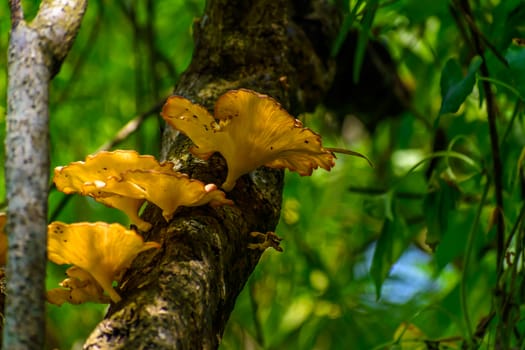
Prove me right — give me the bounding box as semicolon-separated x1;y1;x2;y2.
4;89;365;306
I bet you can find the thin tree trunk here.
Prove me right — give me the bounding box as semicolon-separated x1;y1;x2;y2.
84;0;338;348
4;1;86;348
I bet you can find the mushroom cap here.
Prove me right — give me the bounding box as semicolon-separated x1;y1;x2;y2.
47;221;160;303
88;170;234;221
47;266;111;306
53;150;231;229
97;194;150;231
54;150;172;230
54;150;174;195
161;89;335;191
159;96;220;160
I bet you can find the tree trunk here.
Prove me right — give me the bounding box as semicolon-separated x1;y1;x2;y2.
4;1;86;348
84;0;338;348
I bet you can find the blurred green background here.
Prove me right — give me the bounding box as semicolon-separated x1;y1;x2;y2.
2;0;525;349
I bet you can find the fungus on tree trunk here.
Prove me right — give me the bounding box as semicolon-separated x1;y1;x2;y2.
47;266;111;306
161;89;336;191
47;221;160;303
53;150;233;231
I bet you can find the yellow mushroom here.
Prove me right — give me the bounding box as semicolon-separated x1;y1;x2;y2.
47;221;160;303
83;170;233;222
46;266;111;306
54;150;173;195
54;150;232;231
161;89;336;191
93;194;148;231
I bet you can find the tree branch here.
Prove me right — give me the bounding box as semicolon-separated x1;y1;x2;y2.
8;0;23;26
84;0;339;348
96;99;165;153
4;0;86;348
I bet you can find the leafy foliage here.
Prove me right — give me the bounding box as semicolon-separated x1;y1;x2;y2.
1;0;525;349
439;56;482;116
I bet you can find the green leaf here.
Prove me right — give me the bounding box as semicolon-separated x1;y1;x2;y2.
438;56;482;116
331;15;354;57
331;0;366;57
505;46;525;98
423;178;461;250
353;0;379;83
370;214;412;300
435;208;476;270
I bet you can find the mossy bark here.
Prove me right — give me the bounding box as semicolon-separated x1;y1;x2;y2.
84;0;338;348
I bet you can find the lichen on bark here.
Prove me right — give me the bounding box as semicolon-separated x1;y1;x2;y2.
4;0;87;348
84;0;339;348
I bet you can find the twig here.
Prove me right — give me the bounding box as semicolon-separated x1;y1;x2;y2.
450;4;508;68
449;4;472;52
502;199;525;254
96;99;164;152
48;193;72;223
504;203;525;336
348;185;425;199
461;9;509;68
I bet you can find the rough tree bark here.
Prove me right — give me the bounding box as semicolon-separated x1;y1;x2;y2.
84;0;339;348
4;1;86;349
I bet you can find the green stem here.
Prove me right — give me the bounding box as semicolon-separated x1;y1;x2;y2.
326;147;373;167
501;100;522;144
477;76;524;101
460;178;489;346
503;201;525;254
391;150;482;191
